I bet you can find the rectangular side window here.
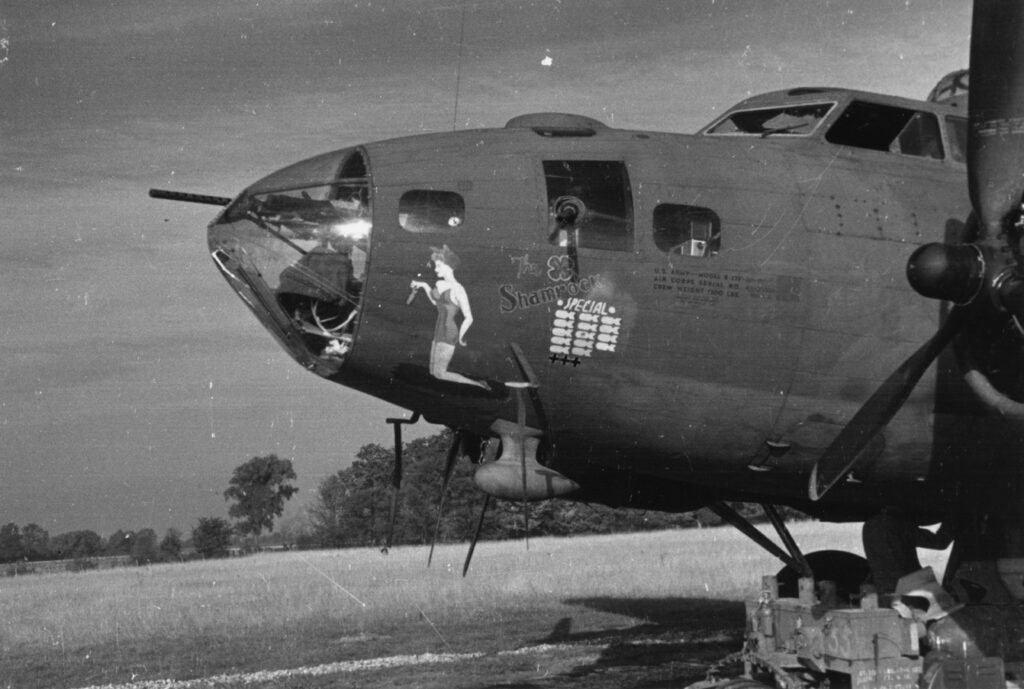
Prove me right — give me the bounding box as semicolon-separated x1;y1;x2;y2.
653;205;721;257
399;190;465;233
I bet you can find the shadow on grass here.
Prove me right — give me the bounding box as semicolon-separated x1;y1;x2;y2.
478;596;746;689
562;596;745;632
4;596;746;689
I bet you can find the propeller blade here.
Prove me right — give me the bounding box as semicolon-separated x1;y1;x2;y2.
906;4;1024;431
462;494;490;577
428;429;464;567
809;310;963;501
968;1;1024;239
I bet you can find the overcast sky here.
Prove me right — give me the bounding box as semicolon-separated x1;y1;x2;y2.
1;0;970;537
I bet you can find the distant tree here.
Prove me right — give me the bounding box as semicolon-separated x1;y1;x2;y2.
309;441;404;547
50;530;103;559
308;431;497;548
159;528;183;561
276;512;312;547
224;454;298;546
0;523;24;563
131;528;160;565
20;523;51;561
192;517;233;558
308;472;349;547
106;529;135;556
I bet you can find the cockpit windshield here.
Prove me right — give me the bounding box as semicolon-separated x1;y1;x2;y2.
704;103;834;137
207;148;371;378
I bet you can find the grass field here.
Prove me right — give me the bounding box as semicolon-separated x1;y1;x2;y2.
0;523;949;688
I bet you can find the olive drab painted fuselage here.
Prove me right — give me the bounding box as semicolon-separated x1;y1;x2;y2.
207;86;1017;521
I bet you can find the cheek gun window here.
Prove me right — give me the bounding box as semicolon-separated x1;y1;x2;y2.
543;160;633;252
653;205;721;257
399;190;466;232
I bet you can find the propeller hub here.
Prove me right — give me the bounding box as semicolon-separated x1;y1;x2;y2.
906;243;985;304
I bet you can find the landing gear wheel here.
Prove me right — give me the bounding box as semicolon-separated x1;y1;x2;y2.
775;549;869;602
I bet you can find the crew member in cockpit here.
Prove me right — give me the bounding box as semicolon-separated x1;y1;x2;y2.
276;235;357;352
278;235;352;305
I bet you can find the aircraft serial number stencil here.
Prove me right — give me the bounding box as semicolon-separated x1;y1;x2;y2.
652;268;801;310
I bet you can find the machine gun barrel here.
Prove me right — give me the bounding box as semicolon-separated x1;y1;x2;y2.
149;188;231;206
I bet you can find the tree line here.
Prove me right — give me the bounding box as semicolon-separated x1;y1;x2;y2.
0;523;184;566
0;453;298;567
1;432;806;570
303;430;806;548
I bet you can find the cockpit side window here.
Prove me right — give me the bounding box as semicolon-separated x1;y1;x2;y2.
543;160;633;252
891;112;944;159
945;116;967;163
826;101;944;159
653;205;721;257
704;103;833;137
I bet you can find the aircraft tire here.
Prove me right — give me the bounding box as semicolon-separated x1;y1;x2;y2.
775;549;870;602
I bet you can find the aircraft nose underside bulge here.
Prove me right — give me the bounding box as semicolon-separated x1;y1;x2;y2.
207;148;371;378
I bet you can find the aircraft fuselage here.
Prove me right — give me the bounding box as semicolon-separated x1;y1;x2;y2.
208;86;1013;521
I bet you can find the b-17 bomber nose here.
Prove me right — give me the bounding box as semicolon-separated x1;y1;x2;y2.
206;148;372;379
